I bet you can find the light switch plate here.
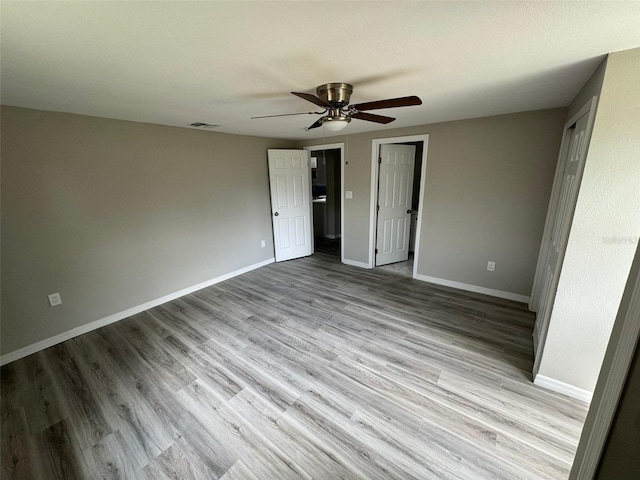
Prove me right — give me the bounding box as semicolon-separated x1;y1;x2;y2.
345;191;353;199
487;261;496;272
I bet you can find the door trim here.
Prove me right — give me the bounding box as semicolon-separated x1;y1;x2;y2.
368;134;430;276
304;143;345;263
530;97;598;378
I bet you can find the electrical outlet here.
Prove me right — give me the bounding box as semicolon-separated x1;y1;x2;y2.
487;261;496;272
48;292;62;306
261;239;266;248
345;191;353;199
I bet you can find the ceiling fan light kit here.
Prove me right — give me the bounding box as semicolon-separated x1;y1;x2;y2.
322;115;351;132
252;82;422;132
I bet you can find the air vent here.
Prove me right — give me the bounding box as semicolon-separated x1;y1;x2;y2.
189;122;219;129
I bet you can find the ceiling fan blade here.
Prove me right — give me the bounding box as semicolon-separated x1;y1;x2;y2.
292;91;331;108
306;118;324;130
351;112;395;124
251;111;322;119
351;95;422;111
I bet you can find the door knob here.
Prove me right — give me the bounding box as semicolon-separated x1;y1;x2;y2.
274;212;279;216
407;210;411;214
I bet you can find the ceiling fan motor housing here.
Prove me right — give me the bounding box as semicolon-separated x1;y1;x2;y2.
317;83;353;106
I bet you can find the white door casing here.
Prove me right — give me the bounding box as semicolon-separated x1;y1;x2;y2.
268;149;313;262
531;98;597;373
375;144;416;266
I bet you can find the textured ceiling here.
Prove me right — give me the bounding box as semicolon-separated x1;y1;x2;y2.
2;1;639;140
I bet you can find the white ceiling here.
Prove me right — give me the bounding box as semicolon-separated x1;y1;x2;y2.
2;2;639;140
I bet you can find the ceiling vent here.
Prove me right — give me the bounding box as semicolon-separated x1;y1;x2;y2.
189;122;219;129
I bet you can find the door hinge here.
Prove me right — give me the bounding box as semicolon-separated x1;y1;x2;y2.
378;157;382;164
376;204;380;212
375;248;378;254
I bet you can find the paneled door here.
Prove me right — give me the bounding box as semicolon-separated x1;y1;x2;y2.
375;144;416;266
532;108;592;358
268;149;313;262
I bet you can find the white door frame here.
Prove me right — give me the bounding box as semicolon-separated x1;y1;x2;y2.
304;143;345;263
530;97;597;377
368;134;429;276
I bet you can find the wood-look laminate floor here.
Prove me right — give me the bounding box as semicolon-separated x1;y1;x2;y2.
1;251;589;479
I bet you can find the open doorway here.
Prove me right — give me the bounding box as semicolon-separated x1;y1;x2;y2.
368;135;429;277
304;143;344;261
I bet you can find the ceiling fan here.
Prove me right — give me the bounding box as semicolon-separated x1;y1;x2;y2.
251;83;422;132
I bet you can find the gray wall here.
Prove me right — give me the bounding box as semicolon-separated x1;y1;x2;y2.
299;108;566;297
538;47;640;392
1;106;294;355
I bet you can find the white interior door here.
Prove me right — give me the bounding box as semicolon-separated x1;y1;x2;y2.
268;149;313;262
375;144;416;266
532;111;592;354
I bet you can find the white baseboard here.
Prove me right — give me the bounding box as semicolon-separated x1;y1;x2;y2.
413;273;530;303
534;374;593;403
0;258;275;366
342;259;371;269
